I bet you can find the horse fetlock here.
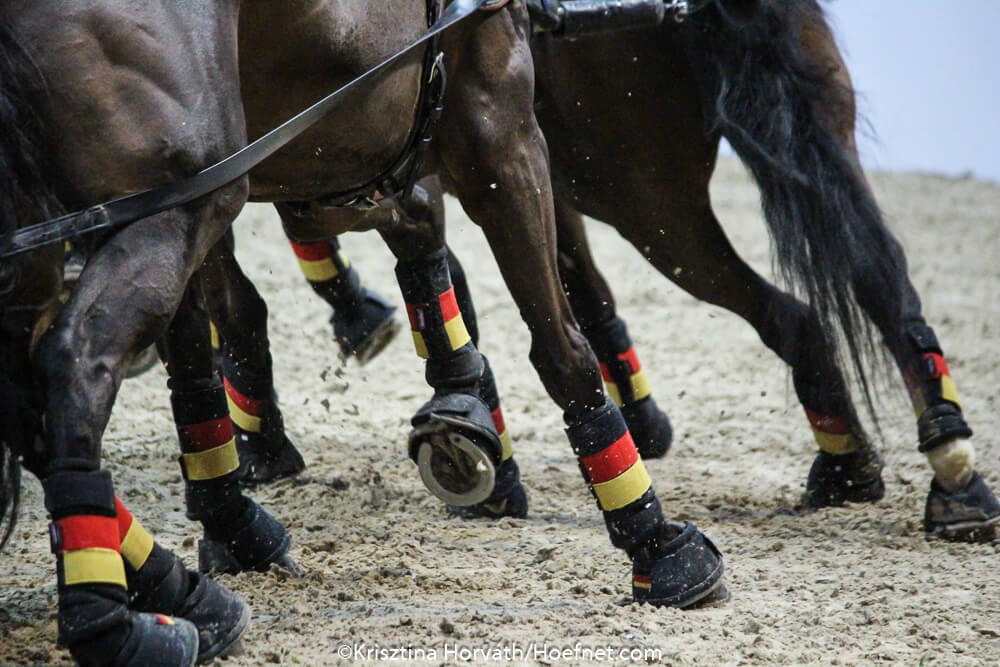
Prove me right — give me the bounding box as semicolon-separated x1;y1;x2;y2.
198;498;295;576
448;457;528;519
330;288;401;364
410;391;503;507
631;522;728;609
924;471;1000;542
620;398;672;459
805;448;885;508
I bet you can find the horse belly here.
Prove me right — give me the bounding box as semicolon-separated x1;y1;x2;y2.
240;0;426;202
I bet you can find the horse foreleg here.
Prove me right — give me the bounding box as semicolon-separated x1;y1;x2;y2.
554;200;673;458
279;213;400;364
157;274;298;578
198;230;305;486
437;5;725;608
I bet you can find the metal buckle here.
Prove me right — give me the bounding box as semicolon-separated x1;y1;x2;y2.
49;522;63;553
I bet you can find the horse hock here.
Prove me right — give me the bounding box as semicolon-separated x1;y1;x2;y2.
566;398;726;607
169;381;298;574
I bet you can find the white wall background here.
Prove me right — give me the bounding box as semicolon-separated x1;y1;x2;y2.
824;1;1000;182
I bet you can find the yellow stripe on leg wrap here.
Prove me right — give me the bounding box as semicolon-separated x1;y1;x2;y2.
592;460;651;511
499;428;513;462
941;375;962;411
411;331;429;359
297;257;338;282
813;430;857;455
120;518;155;571
227;395;261;432
604;381;623;407
443;316;471;351
209;321;220;351
181;439;239;481
62;548;127;587
630;370;651;401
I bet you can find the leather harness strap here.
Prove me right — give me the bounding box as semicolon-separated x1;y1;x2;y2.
0;0;492;260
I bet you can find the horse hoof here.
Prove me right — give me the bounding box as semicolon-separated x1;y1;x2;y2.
332;289;401;365
113;613;199;667
448;457;528;519
621;397;672;459
924;471;1000;542
175;574;250;664
199;501;292;574
632;522;726;608
410;392;503;507
236;432;306;487
805;448;885;508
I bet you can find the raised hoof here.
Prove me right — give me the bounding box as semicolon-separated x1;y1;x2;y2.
235;431;306;487
924;471;1000;542
632;522;726;608
113;613;199;667
176;574;250;664
199;501;295;575
332;290;401;365
448;458;528;519
805;448;885;508
621;397;673;459
125;345;160;379
410;392;503;507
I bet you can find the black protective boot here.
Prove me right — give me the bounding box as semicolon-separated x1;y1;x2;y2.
566;399;726;607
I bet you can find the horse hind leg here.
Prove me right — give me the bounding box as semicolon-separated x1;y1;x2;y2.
554;199;673;459
610;195;886;508
199;230;306;486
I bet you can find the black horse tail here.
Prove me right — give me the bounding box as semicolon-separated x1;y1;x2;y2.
687;0;906;421
1;22;56;549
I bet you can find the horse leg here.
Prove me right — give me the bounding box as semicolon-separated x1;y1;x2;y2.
798;16;999;539
436;6;725;607
554;200;673;458
605;190;885;508
155;274;298;577
198;230;306;486
281;222;400;364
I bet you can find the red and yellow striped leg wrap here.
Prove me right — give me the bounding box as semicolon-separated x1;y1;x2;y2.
580;432;651;511
633;573;652;591
491;405;514;462
52;514;127;588
114;497;155;572
905;352;963;417
224;378;265;434
599;347;652;408
179;414;240;481
290;240;349;283
804;408;856;455
405;286;472;360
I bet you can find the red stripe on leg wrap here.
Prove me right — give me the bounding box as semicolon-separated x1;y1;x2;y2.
438;286;461;321
925;353;949;379
618;347;641;374
599;363;612;383
804;408;849;435
223;378;266;416
181;417;235;452
114;497;132;540
579;432;640;484
56;515;121;552
491;406;506;435
289;241;333;262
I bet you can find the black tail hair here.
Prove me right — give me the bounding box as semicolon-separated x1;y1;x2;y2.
688;0;906;428
1;22;57;549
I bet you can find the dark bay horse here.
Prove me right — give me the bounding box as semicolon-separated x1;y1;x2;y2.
1;1;729;663
211;0;997;540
